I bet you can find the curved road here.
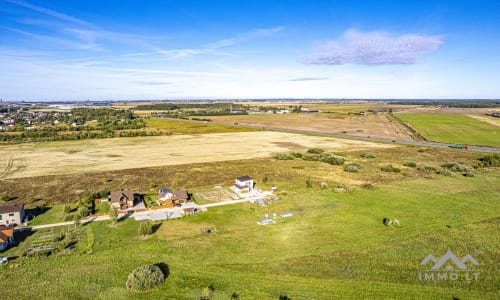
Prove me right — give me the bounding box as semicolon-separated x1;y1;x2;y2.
161;117;500;154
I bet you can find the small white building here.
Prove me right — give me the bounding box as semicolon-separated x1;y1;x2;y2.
231;176;254;194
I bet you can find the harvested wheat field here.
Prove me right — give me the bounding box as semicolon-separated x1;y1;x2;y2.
0;131;395;179
208;113;412;140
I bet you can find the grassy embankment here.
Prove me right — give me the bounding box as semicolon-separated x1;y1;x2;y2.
396;113;500;147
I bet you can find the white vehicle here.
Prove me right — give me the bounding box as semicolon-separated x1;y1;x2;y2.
0;256;7;265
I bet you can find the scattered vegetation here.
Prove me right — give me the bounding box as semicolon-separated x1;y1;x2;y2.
417;165;437;173
441;162;469;172
344;164;360;173
478;153;500;167
360;152;376;158
381;164;401;173
403;161;417;168
273;153;295;160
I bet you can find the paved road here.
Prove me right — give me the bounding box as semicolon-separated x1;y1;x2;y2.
161;117;500;153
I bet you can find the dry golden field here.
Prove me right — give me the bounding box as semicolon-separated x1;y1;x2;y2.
208;113;412;139
0;131;394;179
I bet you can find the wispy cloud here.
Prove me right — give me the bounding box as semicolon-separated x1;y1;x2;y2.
301;29;442;65
154;26;284;60
289;77;329;81
4;0;94;28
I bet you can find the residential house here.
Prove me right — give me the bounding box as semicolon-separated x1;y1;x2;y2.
231;175;254;194
157;188;189;206
0;225;14;252
0;203;25;226
109;190;142;210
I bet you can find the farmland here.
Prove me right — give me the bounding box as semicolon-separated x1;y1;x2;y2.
207;113;412;140
396;114;500;147
0;108;499;299
0;131;393;179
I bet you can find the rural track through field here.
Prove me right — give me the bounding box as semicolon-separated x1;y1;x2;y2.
160;117;500;154
16;199;254;231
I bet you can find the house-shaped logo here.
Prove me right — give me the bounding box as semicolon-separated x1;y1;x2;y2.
419;250;479;281
420;250;478;270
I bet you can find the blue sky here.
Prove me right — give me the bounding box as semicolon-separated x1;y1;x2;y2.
1;0;499;100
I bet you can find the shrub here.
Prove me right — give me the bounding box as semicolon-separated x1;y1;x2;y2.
344;164;359;173
305;178;313;188
381;164;401;173
290;152;302;158
319;181;328;189
273;153;294;160
441;162;469;172
318;152;346;165
63;204;72;214
78;206;91;218
332;185;349;193
463;172;475;177
361;183;374;190
478;153;500;167
417;165;437;173
307;148;324;154
126;264;165;292
403;161;417;168
360;152;376;158
439;169;453;177
301;153;320;161
139;221;153;236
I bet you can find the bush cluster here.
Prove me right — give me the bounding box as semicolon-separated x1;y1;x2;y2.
126;264;165;292
381;164;401;173
273;153;294;160
417;165;437;172
344;164;360;173
360;152;376;158
441;162;469;172
478;153;500;167
403;161;417;168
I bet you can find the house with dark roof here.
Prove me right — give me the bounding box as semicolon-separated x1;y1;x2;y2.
0;203;25;226
0;225;14;252
109;190;142;210
157;188;189;207
231;176;254;194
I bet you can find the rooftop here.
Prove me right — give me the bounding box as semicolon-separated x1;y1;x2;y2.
0;203;24;214
236;175;253;182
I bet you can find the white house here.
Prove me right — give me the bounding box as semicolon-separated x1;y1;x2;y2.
231;175;254;194
0;204;25;226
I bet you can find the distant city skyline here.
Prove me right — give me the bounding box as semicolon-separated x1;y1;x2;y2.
1;0;500;101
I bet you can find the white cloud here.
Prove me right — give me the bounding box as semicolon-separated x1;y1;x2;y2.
301;29;442;65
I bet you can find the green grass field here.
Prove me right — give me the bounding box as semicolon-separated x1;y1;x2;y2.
145;118;258;134
2;163;499;299
396;114;500;147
